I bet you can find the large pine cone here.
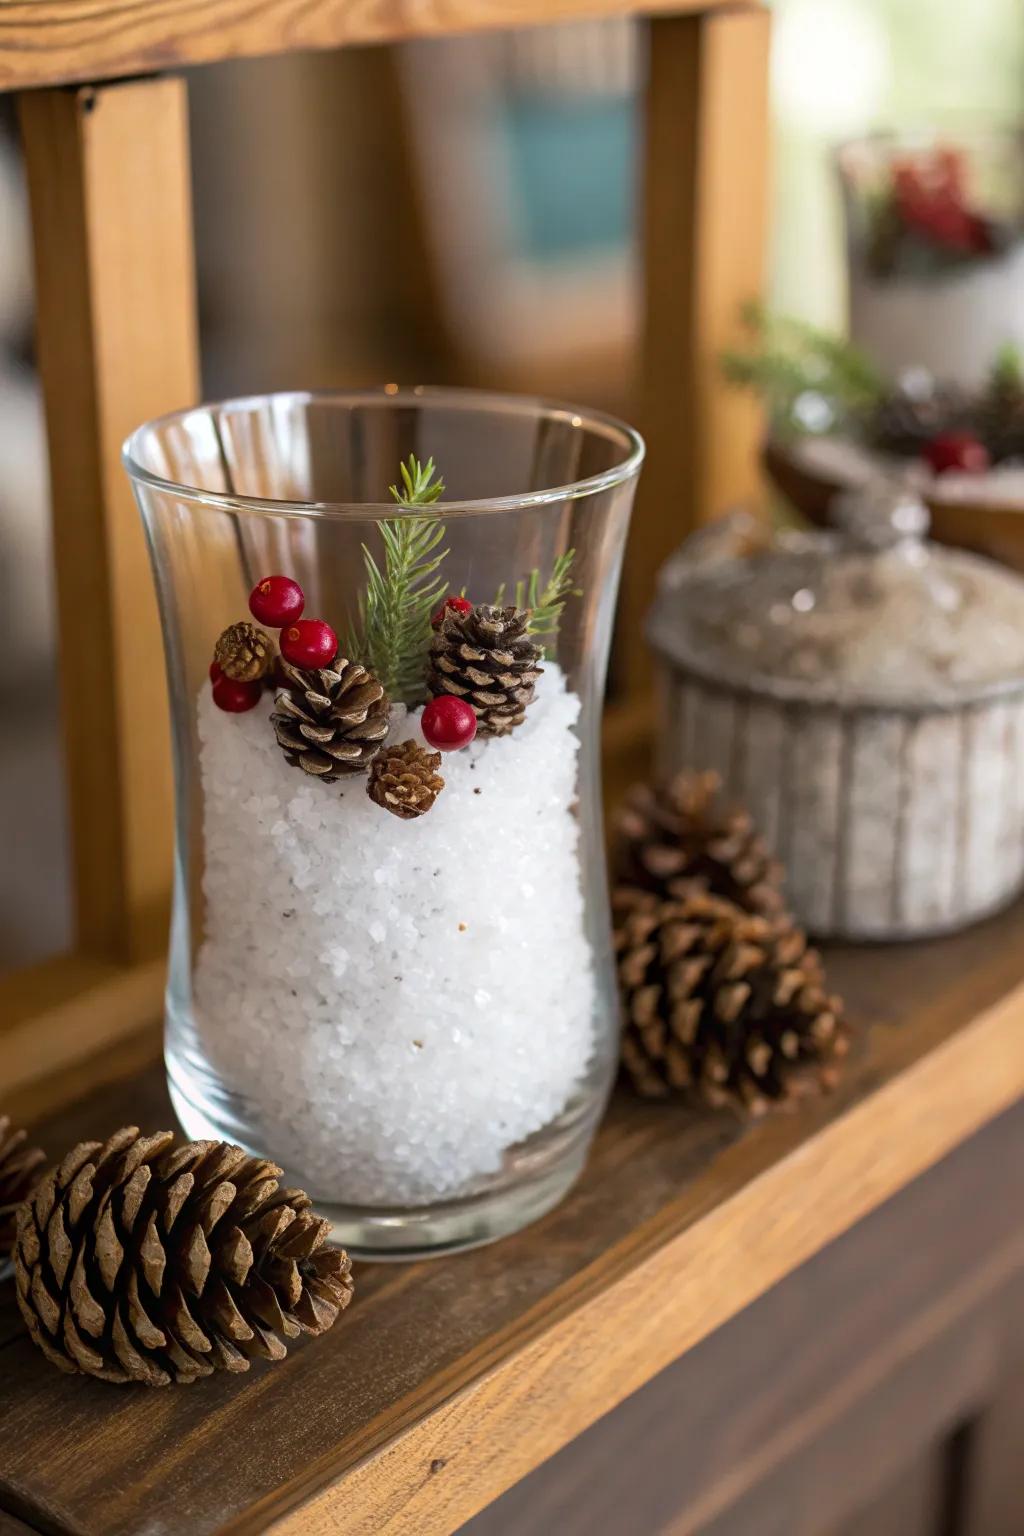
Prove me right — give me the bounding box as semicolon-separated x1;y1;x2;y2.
13;1128;354;1386
615;886;846;1115
615;772;785;919
0;1115;45;1253
367;740;444;820
427;604;542;736
271;654;389;780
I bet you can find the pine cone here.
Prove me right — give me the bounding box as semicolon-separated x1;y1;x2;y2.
0;1115;45;1254
975;376;1024;463
13;1128;354;1386
615;886;846;1115
271;655;389;780
615;772;785;919
367;740;444;820
214;622;273;682
427;604;542;736
863;380;968;457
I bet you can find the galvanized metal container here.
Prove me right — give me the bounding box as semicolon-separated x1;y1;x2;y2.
648;484;1024;940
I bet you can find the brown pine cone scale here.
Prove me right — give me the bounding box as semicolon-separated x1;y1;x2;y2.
615;886;846;1115
0;1115;45;1254
272;654;389;780
368;740;444;820
215;621;273;682
14;1128;354;1386
616;772;785;919
427;604;542;736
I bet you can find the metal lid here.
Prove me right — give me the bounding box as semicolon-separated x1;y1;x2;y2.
648;481;1024;709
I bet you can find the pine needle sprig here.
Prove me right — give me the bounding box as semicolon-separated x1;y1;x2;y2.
493;549;581;658
348;456;449;704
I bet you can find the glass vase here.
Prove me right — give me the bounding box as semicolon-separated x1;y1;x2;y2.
124;387;643;1258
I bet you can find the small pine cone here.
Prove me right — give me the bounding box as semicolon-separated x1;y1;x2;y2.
615;772;785;919
0;1115;45;1254
215;621;273;682
974;380;1024;463
13;1128;354;1386
862;381;968;458
367;740;444;820
271;655;389;780
615;886;847;1115
427;604;543;737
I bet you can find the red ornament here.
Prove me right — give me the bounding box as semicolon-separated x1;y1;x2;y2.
212;675;262;713
925;431;990;476
249;574;305;628
209;660;223;683
280;618;338;669
421;694;477;751
431;595;474;630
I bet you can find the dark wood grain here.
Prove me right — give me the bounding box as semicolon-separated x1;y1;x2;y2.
1;903;1023;1536
461;1105;1024;1536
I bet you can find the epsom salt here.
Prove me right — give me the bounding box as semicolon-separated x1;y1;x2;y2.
192;665;595;1206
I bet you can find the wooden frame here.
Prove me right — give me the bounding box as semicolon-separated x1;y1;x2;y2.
0;4;769;1105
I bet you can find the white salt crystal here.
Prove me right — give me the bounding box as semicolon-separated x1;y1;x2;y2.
189;665;596;1205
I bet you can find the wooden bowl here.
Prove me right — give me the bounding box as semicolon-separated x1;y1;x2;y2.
762;436;1024;575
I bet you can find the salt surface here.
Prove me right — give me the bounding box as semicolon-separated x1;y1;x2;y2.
192;666;596;1206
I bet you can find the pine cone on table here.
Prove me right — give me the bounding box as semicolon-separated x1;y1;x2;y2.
615;886;846;1115
271;654;389;780
13;1128;354;1386
214;622;273;683
615;772;785;919
427;604;542;736
367;740;444;820
975;360;1024;463
863;380;969;458
0;1115;45;1254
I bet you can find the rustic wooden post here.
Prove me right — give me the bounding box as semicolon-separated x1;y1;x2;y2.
18;76;198;962
624;4;770;689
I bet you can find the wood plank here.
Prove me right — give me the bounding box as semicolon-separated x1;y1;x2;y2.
0;1513;41;1535
962;1369;1024;1534
0;0;736;92
835;1452;943;1536
0;956;163;1106
461;1107;1023;1536
17;78;198;968
0;903;1022;1536
627;6;769;685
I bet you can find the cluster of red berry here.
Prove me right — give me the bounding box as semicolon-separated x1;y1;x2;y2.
924;430;990;477
892;148;992;258
210;579;480;753
210;575;338;713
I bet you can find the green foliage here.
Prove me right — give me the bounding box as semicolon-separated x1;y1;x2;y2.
348;456;449;704
721;301;885;437
990;341;1023;393
494;549;581;658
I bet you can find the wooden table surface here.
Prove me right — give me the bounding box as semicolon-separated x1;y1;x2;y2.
1;901;1023;1536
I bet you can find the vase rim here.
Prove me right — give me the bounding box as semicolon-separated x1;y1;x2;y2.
122;384;645;521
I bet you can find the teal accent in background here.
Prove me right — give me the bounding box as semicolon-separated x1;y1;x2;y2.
500;94;635;261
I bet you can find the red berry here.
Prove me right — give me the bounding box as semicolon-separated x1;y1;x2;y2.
431;595;474;630
209;660;223;683
280;618;338;669
421;694;478;751
212;675;261;713
249;574;305;628
925;431;990;476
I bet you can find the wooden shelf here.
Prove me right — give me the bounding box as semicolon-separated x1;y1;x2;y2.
2;903;1023;1536
0;0;738;91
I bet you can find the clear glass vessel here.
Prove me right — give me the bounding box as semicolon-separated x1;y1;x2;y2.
124;387;643;1258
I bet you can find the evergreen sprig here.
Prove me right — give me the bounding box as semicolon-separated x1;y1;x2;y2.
494;549;580;657
348;456;449;704
721;301;884;437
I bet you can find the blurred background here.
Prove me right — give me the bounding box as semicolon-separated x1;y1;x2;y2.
1;0;1022;968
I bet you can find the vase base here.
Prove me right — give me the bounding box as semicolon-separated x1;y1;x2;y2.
167;1065;594;1261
